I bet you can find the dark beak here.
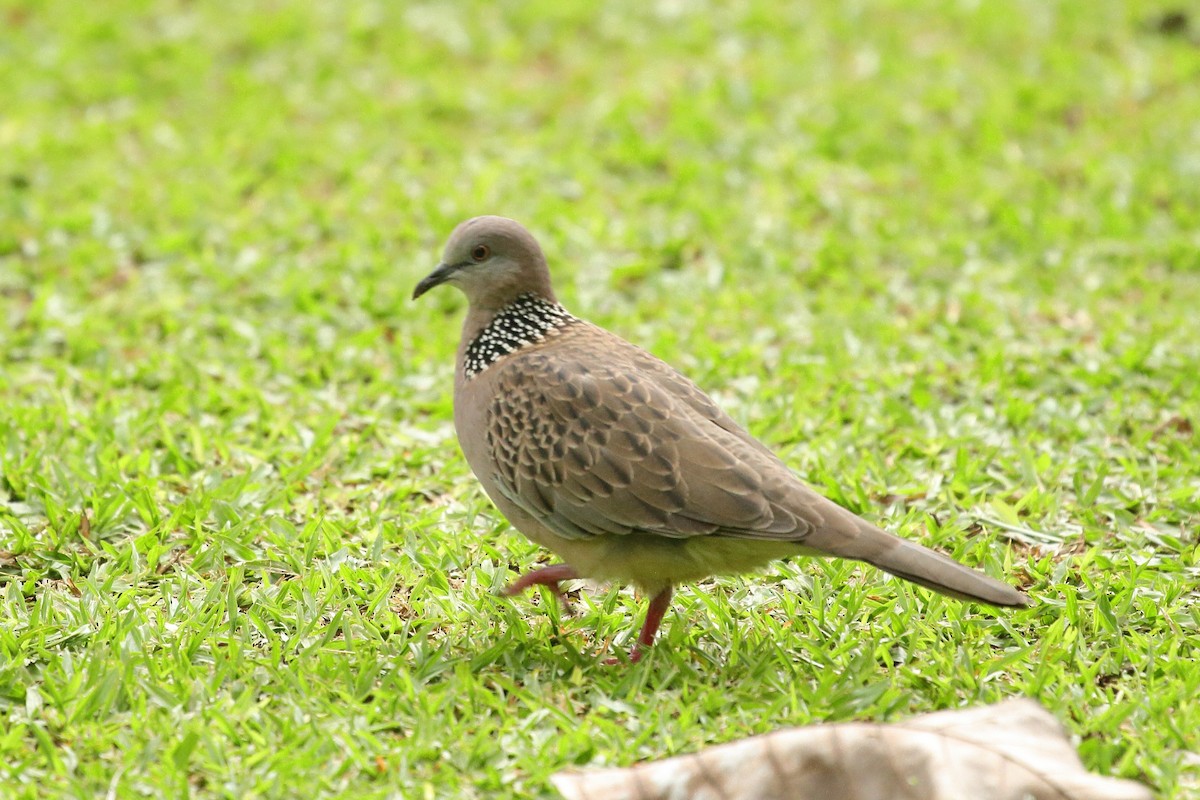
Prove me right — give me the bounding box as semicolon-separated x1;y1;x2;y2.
412;262;460;300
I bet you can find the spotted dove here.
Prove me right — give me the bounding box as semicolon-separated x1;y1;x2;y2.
413;216;1030;663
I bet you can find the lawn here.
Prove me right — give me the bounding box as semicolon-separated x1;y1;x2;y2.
2;0;1198;797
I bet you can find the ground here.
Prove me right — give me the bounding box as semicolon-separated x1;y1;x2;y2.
1;1;1198;797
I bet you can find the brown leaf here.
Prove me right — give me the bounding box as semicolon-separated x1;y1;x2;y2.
551;699;1151;800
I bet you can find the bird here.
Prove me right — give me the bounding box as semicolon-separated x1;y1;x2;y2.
413;215;1031;663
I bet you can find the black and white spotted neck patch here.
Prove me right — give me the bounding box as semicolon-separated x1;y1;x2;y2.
463;294;579;378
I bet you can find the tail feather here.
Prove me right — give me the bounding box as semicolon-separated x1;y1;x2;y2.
803;507;1031;607
867;536;1030;607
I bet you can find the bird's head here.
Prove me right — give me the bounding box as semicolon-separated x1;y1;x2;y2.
413;216;556;309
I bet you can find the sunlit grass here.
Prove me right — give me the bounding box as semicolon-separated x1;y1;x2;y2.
2;1;1198;797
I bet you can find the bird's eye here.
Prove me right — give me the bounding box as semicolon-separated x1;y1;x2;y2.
471;245;490;262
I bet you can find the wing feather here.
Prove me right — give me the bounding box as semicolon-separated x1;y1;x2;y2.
485;328;815;543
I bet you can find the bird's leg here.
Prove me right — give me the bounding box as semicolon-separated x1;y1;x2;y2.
629;586;674;662
501;563;578;604
609;586;674;665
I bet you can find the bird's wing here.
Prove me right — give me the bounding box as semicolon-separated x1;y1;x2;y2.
484;326;834;543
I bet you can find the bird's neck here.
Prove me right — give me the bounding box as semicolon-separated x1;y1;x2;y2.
457;293;580;381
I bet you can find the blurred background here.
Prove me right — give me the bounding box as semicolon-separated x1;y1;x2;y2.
2;1;1199;797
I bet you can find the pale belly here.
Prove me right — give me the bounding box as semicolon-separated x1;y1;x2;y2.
489;487;809;593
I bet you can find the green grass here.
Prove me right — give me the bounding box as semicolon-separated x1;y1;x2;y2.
2;0;1199;796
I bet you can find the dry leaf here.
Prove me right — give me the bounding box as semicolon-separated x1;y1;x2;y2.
552;699;1151;800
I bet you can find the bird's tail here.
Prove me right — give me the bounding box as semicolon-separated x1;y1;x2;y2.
804;504;1031;607
864;533;1030;607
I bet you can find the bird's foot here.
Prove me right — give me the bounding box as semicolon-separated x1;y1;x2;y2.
501;563;579;606
602;586;674;666
602;647;647;666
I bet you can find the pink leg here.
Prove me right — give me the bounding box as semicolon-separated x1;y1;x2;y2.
501;563;579;601
609;586;674;665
